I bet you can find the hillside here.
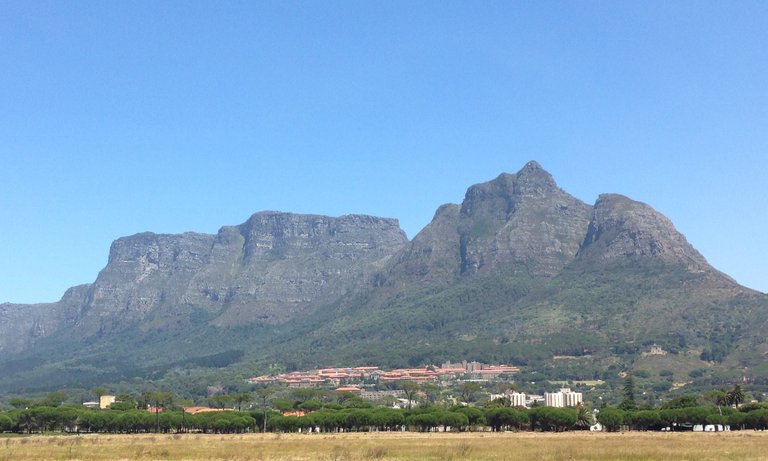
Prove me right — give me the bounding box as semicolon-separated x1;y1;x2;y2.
1;161;767;394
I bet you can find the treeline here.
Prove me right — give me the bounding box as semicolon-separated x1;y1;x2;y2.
595;404;768;432
0;407;255;434
3;403;768;435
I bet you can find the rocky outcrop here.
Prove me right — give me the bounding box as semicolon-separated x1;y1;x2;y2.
389;161;593;285
73;213;408;333
578;193;710;270
0;284;89;353
389;204;462;284
211;212;407;325
457;161;593;277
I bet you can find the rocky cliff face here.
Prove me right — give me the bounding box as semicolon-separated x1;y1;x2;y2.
457;161;593;277
0;284;89;353
578;193;710;270
6;212;407;343
212;212;407;325
389;161;593;284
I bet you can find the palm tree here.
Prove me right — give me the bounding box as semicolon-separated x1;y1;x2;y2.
727;384;745;407
575;404;594;429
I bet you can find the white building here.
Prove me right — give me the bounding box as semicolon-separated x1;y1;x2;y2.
490;391;528;407
99;395;116;410
526;394;545;407
509;391;527;407
544;391;564;407
544;388;582;407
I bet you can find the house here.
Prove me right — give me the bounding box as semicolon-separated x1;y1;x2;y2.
99;395;116;410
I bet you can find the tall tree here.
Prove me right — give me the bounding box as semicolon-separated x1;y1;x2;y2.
255;388;275;432
619;374;636;411
575;404;594;429
401;382;420;410
42;391;68;407
142;391;173;433
703;389;728;415
460;383;482;403
233;392;252;411
727;384;745;407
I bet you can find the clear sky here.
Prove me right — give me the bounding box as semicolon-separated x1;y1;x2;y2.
2;1;766;303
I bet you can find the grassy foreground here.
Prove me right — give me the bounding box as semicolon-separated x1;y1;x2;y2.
2;431;768;461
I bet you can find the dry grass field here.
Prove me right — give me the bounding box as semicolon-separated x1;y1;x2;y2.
2;431;768;461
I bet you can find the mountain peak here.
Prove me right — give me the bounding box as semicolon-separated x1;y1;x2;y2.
455;161;592;277
578;193;710;270
511;160;558;195
521;159;544;171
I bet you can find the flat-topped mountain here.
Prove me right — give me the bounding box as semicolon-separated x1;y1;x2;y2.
1;161;766;393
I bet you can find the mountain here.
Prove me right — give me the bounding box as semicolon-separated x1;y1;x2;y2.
2;161;767;395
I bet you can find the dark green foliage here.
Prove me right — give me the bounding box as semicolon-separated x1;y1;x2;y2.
619;375;637;411
662;395;700;409
484;407;528;431
3;400;767;435
688;368;706;378
108;401;137;411
629;410;662;430
528;407;578;432
596;407;624;431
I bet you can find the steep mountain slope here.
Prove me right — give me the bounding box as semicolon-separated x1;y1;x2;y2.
1;161;766;393
0;213;408;391
74;212;406;335
388;161;592;287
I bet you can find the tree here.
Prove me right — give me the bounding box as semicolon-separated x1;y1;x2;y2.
459;383;482;403
142;391;173;433
0;413;14;432
662;394;699;409
41;391;68;407
727;385;745;407
406;412;438;432
632;410;661;431
291;389;320;404
116;393;134;402
93;387;108;399
9;398;33;409
453;406;485;429
575;405;594;429
618;374;636;411
255;388;275;433
17;410;38;433
401;382;419;410
703;389;729;415
208;394;234;409
298;399;323;412
596;407;624;432
530;407;577;432
421;383;441;405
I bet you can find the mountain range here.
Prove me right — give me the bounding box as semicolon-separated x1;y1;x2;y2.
2;161;767;394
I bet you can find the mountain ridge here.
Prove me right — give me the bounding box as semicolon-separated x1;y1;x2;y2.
1;161;766;393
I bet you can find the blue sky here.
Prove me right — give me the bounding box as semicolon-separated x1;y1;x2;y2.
2;1;766;303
